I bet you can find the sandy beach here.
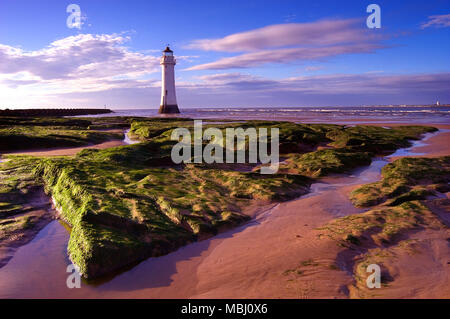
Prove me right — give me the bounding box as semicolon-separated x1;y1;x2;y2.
0;121;448;298
390;128;450;160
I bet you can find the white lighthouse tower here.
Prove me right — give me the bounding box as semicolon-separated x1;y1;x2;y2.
159;46;180;114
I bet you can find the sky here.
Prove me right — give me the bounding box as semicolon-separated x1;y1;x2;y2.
0;0;449;109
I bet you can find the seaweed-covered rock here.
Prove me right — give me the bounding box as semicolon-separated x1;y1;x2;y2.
350;156;450;207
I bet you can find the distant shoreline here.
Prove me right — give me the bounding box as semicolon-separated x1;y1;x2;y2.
0;108;113;117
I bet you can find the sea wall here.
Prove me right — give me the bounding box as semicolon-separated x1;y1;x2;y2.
0;108;112;117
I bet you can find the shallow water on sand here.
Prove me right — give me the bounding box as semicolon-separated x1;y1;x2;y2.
385;129;449;158
0;220;70;298
123;129;140;145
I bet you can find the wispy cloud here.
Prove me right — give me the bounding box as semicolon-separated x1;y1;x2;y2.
283;14;297;23
186;19;385;70
188;72;450;94
187;19;374;52
173;72;450;107
280;73;450;94
3;70;448;108
189;73;275;91
187;43;383;70
421;14;450;29
304;66;325;72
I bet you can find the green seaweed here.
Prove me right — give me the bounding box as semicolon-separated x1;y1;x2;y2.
29;137;311;278
350;156;450;207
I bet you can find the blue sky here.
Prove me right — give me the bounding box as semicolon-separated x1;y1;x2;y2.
0;0;449;108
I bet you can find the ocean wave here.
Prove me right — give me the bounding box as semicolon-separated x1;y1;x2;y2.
193;107;450;114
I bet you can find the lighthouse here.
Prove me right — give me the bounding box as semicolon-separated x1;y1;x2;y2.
159;46;180;114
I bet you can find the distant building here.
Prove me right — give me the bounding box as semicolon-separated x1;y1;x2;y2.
158;46;180;114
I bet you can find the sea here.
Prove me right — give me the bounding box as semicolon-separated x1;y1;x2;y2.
81;106;450;125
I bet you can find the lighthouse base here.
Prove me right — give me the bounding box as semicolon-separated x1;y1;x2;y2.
159;104;180;114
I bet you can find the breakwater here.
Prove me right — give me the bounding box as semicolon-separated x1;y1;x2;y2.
0;108;113;117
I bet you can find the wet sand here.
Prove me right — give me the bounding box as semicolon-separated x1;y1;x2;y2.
359;123;450;130
389;130;450;160
0;122;448;298
0;129;139;156
3;140;126;157
1;129;140;157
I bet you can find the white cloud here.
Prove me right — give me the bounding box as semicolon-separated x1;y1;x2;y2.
0;33;161;92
